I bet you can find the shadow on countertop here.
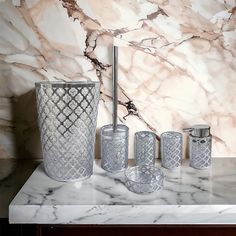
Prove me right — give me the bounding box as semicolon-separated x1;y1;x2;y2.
0;159;40;218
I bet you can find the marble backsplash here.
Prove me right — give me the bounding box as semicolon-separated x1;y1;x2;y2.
0;0;235;159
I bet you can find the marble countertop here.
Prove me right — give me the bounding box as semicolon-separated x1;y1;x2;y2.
9;158;236;224
0;159;39;218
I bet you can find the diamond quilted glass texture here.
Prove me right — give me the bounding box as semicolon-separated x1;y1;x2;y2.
125;165;164;194
101;124;129;173
134;131;156;166
161;131;183;170
35;81;100;182
189;136;212;169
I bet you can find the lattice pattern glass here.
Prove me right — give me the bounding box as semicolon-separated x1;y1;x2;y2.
125;165;164;194
101;124;129;173
35;81;100;182
161;131;183;170
134;131;156;166
189;136;212;169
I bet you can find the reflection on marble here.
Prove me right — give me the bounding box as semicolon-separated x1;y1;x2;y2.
0;159;38;218
0;0;235;158
9;159;236;224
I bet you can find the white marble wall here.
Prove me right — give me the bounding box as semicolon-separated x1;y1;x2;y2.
0;0;235;159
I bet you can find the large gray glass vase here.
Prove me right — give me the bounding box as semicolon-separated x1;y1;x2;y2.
35;81;100;182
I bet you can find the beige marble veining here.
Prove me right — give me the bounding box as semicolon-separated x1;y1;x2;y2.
0;0;235;159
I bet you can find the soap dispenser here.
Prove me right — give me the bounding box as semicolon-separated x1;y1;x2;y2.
183;125;212;169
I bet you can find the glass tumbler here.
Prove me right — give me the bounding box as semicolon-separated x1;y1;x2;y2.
134;131;156;166
161;131;183;169
101;124;129;172
35;81;100;182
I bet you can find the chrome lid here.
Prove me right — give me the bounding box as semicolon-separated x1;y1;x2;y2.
183;124;211;138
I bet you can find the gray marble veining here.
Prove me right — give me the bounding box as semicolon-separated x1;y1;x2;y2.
1;1;236;160
9;158;236;224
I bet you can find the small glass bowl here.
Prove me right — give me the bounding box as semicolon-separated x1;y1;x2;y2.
125;165;164;194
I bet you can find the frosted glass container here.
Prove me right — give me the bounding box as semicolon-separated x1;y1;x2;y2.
161;131;183;170
101;124;129;173
183;124;212;169
189;135;212;169
35;81;100;182
134;131;156;166
125;165;164;194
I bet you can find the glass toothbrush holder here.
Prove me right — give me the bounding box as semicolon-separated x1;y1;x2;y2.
101;124;129;173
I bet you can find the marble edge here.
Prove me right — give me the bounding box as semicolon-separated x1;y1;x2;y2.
9;204;236;224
